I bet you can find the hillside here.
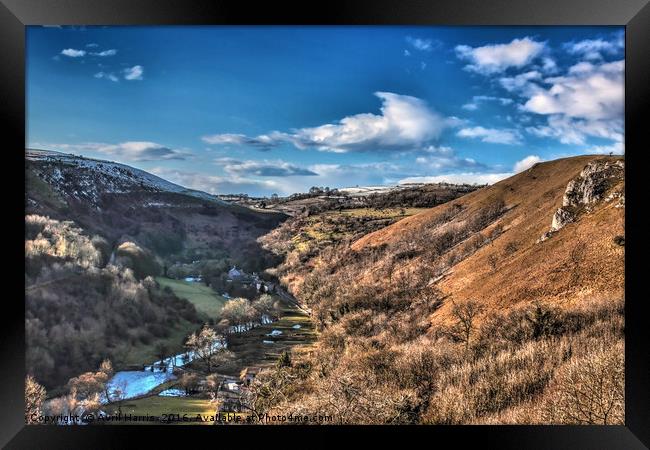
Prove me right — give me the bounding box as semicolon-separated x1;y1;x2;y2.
26;149;286;272
25;149;287;390
260;183;481;294
255;155;625;424
352;155;625;323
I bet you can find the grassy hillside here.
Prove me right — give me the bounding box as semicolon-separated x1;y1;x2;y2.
254;155;625;424
352;155;624;323
155;277;228;319
260;207;431;294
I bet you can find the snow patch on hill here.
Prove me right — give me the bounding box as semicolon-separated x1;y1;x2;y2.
26;149;226;205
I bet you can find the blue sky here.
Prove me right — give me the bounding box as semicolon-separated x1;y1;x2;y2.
27;26;624;196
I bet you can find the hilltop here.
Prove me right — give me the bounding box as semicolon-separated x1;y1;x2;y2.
26;149;286;271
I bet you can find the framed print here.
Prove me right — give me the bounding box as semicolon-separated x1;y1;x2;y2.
1;0;648;447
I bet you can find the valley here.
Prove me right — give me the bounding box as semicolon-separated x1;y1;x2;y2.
25;150;625;425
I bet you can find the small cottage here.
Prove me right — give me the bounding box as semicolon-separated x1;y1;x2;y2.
228;266;242;279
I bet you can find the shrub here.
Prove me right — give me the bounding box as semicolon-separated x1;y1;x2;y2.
541;344;624;424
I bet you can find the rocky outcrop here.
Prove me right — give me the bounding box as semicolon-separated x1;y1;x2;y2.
539;159;624;242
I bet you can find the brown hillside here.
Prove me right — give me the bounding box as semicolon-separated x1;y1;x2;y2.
351;155;624;325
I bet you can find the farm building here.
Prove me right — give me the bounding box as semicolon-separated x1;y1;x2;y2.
228;266;242;279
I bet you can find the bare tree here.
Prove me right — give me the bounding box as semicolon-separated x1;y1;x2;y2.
543;346;624;424
185;325;227;372
25;375;46;424
450;299;485;351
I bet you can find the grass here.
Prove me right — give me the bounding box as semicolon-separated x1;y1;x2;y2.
108;396;216;425
218;302;317;377
287;208;429;256
330;207;428;218
156;276;227;319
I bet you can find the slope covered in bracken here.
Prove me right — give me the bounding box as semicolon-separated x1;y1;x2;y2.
353;155;624;325
254;155;624;424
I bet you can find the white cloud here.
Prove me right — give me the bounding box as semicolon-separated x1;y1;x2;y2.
541;57;558;74
526;115;622;145
399;172;512;186
149;167;282;196
96;141;190;160
90;49;117;57
123;65;144;80
563;34;624;60
413;145;485;171
455;37;545;74
462;95;513;111
583;141;624;155
499;70;542;94
61;48;86;57
214;158;318;177
32;141;192;162
94;72;119;82
203;92;458;153
406;36;438;52
524;60;623;121
201;133;280;150
513;155;543;173
522;59;624;148
86;43;99;48
457;126;522;145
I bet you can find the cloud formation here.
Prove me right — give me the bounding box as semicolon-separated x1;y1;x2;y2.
499;70;542;94
214;158;318;177
90;49;117;57
523;60;623;121
96;141;189;160
41;141;190;161
513;155;543;173
203;92;458;153
94;72;119;82
150;167;281;196
406;36;439;52
523;60;624;146
202;133;280;151
462;95;513;110
123;65;144;80
455;37;545;74
414;145;486;170
563;32;624;60
61;48;86;57
457;126;522;145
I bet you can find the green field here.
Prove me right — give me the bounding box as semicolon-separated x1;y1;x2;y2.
110;396;216;425
156;277;227;319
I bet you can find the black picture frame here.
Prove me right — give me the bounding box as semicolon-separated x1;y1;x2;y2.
2;0;648;448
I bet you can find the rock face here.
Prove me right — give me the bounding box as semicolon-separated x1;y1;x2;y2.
539;159;624;241
561;159;624;208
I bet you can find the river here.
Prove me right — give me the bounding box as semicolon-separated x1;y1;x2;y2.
102;315;273;402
